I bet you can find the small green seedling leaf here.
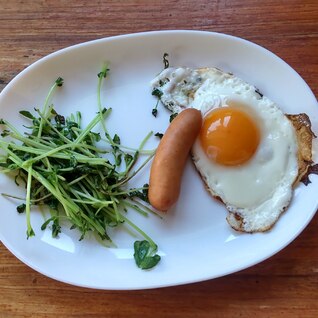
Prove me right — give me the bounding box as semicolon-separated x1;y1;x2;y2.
17;203;26;214
55;77;64;87
134;240;161;270
154;132;163;139
19;110;35;120
163;53;169;69
169;113;178;122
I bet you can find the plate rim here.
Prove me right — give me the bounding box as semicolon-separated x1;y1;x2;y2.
2;29;316;102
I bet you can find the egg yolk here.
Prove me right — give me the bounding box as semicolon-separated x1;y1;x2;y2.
199;107;260;166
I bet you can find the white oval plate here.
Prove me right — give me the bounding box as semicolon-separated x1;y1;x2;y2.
0;30;317;290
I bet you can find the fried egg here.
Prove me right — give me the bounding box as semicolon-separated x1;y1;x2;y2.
151;67;300;232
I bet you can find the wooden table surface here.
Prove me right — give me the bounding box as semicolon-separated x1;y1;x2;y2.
0;0;317;317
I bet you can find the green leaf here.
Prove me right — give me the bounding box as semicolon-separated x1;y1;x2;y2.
55;114;65;126
152;108;158;117
27;227;35;239
66;121;79;130
70;155;77;168
151;88;163;99
55;77;64;87
52;218;61;238
1;129;10;137
115;153;122;166
133;240;161;270
17;203;26;214
154;132;163;139
41;214;60;238
129;184;149;203
255;88;263;98
14;172;27;187
91;132;101;142
124;153;133;167
19;110;35;120
163;52;169;69
159;78;170;87
151;95;160;118
169;113;178;122
41;217;53;230
138;254;161;269
113;134;120;145
142;183;149;200
50;108;57;115
97;67;110;78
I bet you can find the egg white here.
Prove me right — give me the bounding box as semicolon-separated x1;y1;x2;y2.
151;67;299;232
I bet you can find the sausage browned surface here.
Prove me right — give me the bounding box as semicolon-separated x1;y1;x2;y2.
148;108;202;211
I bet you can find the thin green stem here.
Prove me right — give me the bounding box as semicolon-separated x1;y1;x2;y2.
120;214;156;248
26;164;34;238
37;81;60;138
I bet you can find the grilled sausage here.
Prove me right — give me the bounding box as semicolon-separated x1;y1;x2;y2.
149;108;202;211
